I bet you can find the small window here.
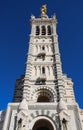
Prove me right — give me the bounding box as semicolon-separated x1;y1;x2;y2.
41;26;46;35
42;67;45;74
42;46;45;50
18;118;22;129
47;26;51;35
36;26;40;35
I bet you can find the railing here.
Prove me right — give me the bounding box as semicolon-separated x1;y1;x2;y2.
37;50;46;56
36;74;46;82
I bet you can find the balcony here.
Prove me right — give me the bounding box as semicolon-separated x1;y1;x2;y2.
36;74;46;82
37;50;46;57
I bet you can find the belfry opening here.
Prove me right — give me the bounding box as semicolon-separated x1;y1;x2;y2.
32;119;54;130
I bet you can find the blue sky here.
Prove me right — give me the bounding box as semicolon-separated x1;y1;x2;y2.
0;0;83;110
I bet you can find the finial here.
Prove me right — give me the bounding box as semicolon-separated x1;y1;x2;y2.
40;5;47;15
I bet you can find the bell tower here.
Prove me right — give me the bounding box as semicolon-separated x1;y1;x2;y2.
2;5;83;130
23;5;65;103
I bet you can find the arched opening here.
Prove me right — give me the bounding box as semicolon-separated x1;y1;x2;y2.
42;46;45;50
36;26;40;35
17;118;22;129
36;89;54;102
47;26;51;35
42;67;45;74
41;26;46;35
37;95;50;102
32;119;54;130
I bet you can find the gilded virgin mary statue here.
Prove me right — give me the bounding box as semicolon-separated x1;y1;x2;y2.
40;5;47;14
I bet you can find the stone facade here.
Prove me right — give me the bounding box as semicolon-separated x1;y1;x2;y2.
0;6;83;130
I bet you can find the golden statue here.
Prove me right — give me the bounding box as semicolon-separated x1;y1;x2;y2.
40;5;47;14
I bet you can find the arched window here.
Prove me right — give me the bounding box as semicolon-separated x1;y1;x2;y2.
17;118;22;129
41;26;46;35
47;26;51;35
36;26;40;35
42;46;45;50
36;89;54;103
42;67;45;74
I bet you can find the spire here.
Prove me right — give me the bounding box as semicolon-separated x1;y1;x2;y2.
19;98;28;112
58;98;67;111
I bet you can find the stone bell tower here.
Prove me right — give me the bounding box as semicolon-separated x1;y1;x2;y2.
2;5;83;130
